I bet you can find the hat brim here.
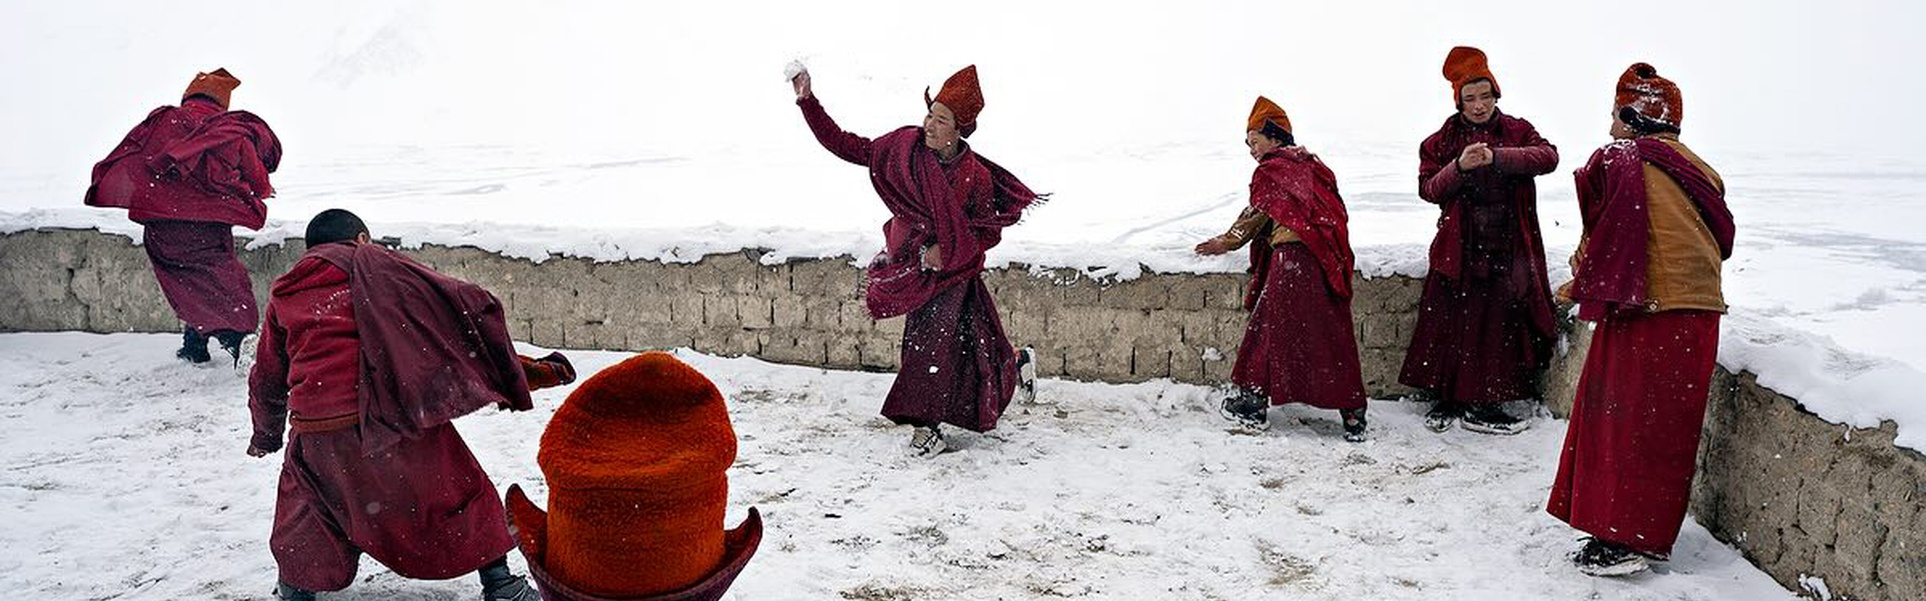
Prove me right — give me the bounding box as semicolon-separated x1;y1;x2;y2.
508;487;763;601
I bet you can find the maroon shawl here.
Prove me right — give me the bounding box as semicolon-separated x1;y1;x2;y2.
85;99;281;229
860;127;1037;317
1417;112;1559;337
1571;138;1734;321
1246;147;1355;301
307;242;533;453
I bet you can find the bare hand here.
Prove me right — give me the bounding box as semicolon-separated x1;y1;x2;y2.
1457;143;1493;170
791;71;813;100
920;244;943;270
1194;237;1233;256
246;445;272;458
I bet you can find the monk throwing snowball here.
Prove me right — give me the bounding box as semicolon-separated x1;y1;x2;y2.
790;63;1041;457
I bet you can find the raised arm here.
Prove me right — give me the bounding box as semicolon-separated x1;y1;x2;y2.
797;95;875;166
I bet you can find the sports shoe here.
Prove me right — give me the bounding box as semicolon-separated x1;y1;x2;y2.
275;581;316;601
1013;346;1041;404
1574;537;1650;577
1341;408;1368;443
1219;392;1268;429
910;426;947;457
213;331;248;367
1424;401;1462;432
1461;404;1530;435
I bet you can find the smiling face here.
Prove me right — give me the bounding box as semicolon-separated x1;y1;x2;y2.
1246;129;1283;162
1459;79;1497;124
923;102;961;154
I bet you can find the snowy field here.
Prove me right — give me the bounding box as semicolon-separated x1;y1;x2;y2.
0;332;1801;600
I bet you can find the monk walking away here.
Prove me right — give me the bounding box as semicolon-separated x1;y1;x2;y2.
1196;96;1369;442
1547;63;1735;577
85;68;282;364
790;63;1041;457
1401;47;1560;435
247;209;574;600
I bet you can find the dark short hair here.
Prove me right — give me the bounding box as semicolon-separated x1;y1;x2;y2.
1618;106;1681;136
1259;121;1296;147
304;209;369;247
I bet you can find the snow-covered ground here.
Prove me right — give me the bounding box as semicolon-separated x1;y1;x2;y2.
0;332;1799;600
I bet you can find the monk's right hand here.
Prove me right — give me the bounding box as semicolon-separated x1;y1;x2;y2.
791;71;812;100
1194;238;1232;256
246;444;273;458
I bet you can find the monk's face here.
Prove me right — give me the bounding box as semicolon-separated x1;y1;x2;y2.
1246;130;1282;162
923;102;961;154
1610;109;1636;140
1459;80;1497;124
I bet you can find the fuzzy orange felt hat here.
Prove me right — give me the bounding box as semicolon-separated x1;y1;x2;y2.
1442;46;1501;104
1615;62;1683;129
183;68;241;109
924;65;983;137
510;351;756;600
1246;96;1292;135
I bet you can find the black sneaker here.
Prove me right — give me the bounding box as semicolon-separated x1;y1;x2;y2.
1461;404;1530;435
1219;392;1268;429
479;557;542;601
1013;346;1040;404
1424;401;1463;432
212;331;247;367
1574;537;1649;576
275;581;317;601
1341;408;1368;443
176;327;211;364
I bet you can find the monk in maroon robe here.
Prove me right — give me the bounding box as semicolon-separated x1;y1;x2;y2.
790;65;1041;457
1548;64;1734;577
246;210;548;601
1401;47;1559;435
1197;97;1368;442
85;68;281;364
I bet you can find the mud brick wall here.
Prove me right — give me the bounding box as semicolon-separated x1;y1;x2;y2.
0;227;1919;599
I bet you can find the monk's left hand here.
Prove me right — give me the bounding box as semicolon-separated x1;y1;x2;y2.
920;244;943;270
246;445;273;458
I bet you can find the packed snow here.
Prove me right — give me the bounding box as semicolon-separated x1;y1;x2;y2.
0;332;1800;600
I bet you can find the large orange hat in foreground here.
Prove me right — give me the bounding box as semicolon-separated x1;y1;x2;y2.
506;351;761;601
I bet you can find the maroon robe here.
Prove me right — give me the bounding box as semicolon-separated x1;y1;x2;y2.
1547;137;1734;558
1400;112;1558;404
86;97;281;336
1231;148;1366;410
249;242;530;591
797;96;1037;432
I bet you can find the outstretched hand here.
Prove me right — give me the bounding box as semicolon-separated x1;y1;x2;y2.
791;70;812;100
1194;237;1233;256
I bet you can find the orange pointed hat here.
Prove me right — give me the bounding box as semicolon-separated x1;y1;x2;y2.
1246;96;1292;135
182;68;241;109
1615;62;1683;130
1442;46;1501;103
506;351;761;601
924;65;984;137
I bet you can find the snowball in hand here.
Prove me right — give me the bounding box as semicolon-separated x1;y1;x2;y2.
783;60;808;81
